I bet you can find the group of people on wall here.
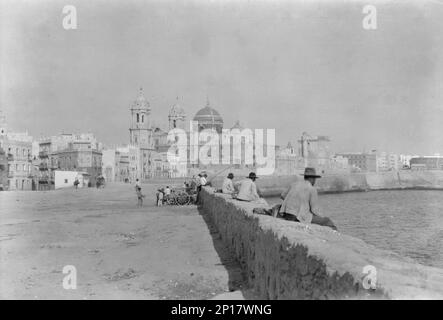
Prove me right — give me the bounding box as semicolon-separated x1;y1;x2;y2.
132;167;337;231
217;168;337;231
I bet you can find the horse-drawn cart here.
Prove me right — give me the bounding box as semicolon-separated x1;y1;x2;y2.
163;186;197;206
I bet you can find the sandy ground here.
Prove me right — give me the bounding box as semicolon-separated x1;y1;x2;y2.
0;183;249;300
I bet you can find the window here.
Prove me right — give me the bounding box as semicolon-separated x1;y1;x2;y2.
141;115;144;123
136;113;139;123
64;179;68;183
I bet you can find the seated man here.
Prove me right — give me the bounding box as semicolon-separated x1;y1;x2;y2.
279;167;337;231
236;172;268;206
222;173;235;195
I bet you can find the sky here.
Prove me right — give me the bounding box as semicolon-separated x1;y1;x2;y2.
1;0;443;155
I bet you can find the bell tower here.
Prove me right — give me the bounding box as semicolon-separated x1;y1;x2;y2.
129;88;152;148
0;109;7;138
168;97;186;130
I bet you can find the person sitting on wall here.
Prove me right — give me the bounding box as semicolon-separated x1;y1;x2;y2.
204;173;213;187
222;173;236;195
196;173;209;204
235;172;268;206
277;167;337;230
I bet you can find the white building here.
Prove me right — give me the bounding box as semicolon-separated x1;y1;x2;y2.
377;152;400;171
399;154;414;168
54;170;89;189
330;155;349;170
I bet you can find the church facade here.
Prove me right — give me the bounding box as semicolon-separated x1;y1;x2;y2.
126;89;237;180
126;88;189;179
123;88;307;180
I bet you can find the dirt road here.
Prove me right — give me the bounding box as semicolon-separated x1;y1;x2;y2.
0;183;247;299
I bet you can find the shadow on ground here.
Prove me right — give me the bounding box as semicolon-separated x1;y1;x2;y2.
197;205;257;300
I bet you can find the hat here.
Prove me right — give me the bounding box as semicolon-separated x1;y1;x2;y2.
301;167;321;178
247;172;258;179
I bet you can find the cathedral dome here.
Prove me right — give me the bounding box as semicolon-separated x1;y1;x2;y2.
131;88;151;112
193;99;223;126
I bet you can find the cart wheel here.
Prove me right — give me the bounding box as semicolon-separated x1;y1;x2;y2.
167;196;176;205
176;192;190;206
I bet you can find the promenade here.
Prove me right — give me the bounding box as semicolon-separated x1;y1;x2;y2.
0;183;247;299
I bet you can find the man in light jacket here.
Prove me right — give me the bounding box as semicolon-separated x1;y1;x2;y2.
236;172;268;206
279;167;337;230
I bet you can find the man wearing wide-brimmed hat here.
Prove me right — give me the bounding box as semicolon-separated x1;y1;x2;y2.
278;167;337;230
236;172;268;205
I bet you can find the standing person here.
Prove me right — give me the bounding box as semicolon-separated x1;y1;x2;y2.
135;185;145;207
279;167;337;230
74;178;80;189
222;173;235;195
164;186;171;203
236;172;268;206
157;189;164;206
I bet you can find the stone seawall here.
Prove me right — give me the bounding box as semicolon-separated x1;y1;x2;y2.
200;187;443;299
